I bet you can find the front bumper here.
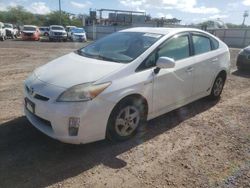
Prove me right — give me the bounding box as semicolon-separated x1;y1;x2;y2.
237;54;250;69
50;35;67;40
22;35;39;40
72;35;87;41
24;83;115;144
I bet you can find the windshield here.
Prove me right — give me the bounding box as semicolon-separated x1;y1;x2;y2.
72;28;85;33
4;24;12;28
77;32;162;63
23;27;36;31
51;27;64;30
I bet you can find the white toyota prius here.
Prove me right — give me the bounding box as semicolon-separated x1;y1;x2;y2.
24;27;230;144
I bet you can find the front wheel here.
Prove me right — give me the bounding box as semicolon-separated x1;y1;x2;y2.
209;74;226;100
106;97;147;141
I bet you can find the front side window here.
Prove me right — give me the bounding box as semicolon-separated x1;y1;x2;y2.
77;32;163;63
193;35;211;55
158;35;190;61
137;35;190;71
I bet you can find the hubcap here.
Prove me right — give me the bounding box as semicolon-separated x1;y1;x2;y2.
214;77;224;96
115;106;140;137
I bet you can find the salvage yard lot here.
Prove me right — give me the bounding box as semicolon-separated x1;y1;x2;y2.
0;41;249;188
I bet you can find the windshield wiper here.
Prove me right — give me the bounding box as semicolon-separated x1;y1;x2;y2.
98;55;120;63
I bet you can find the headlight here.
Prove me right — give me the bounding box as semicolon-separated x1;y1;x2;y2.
57;82;111;102
239;49;245;55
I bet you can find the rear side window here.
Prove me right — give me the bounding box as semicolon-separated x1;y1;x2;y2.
192;35;211;55
158;35;190;61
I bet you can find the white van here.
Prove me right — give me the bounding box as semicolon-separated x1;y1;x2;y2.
0;22;6;41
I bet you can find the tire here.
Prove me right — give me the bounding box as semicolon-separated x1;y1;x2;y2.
106;97;147;141
209;73;226;100
49;37;53;42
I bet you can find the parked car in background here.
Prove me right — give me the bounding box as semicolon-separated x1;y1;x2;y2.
21;25;40;41
4;23;15;38
49;25;67;42
66;25;77;39
39;27;49;36
0;22;6;41
237;46;250;71
70;28;87;42
24;28;230;144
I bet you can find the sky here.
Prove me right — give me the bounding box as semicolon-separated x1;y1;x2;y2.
0;0;250;25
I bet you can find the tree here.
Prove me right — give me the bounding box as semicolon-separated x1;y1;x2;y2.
0;7;83;27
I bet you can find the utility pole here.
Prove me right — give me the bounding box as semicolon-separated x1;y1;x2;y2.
59;0;62;25
242;10;249;27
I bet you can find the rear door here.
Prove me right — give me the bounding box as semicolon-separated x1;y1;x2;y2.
191;33;220;96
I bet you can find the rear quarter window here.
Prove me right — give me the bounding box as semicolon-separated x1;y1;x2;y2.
211;37;219;50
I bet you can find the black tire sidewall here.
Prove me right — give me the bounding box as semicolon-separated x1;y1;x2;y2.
210;74;225;99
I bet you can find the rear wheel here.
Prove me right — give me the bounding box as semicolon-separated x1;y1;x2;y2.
209;74;226;100
106;97;147;141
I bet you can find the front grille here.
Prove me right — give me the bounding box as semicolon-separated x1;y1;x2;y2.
28;110;52;129
25;85;50;101
34;114;52;128
24;33;33;36
34;94;49;101
54;32;62;36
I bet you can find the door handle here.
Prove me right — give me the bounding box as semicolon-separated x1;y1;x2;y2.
211;58;218;63
186;67;194;73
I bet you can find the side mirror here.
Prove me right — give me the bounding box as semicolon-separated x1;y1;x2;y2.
154;57;175;74
156;57;175;69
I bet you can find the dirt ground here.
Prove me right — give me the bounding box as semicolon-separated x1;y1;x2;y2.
0;41;249;188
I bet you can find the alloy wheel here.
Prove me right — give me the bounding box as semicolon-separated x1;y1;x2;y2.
115;106;140;137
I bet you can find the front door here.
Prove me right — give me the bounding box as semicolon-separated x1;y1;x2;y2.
153;34;194;115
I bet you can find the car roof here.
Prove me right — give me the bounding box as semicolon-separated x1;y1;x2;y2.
120;27;205;35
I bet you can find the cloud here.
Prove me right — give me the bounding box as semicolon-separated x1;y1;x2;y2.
27;2;50;14
208;14;229;19
70;1;92;9
243;0;250;6
0;3;7;11
157;12;173;19
120;0;219;14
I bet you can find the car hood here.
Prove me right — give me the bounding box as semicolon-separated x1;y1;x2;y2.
244;46;250;52
51;30;66;33
23;31;35;33
73;33;85;36
34;52;124;88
